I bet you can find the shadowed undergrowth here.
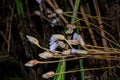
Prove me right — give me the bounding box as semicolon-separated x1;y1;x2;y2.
0;0;120;80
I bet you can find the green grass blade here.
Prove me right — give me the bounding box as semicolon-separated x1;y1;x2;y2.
15;0;24;18
19;0;24;17
53;58;66;80
71;0;85;80
71;0;81;23
15;0;20;16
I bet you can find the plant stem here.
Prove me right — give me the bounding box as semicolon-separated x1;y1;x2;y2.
53;57;66;80
80;5;97;46
55;65;116;75
72;0;85;80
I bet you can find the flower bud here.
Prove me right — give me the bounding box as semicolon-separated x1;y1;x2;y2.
57;41;66;48
66;24;76;29
55;9;63;14
42;71;55;79
39;52;53;59
34;11;41;16
26;35;39;45
65;29;73;34
25;60;39;67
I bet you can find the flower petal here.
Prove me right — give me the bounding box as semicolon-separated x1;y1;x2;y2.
73;33;85;46
49;42;58;53
49;36;57;45
36;0;42;4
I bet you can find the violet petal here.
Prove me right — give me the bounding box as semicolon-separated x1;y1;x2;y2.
73;33;85;46
49;36;57;45
49;42;58;53
71;48;88;54
71;48;77;54
36;0;42;4
73;33;78;40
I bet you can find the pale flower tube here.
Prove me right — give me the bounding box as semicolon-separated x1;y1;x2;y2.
71;48;88;54
52;34;65;40
38;51;53;59
62;48;88;55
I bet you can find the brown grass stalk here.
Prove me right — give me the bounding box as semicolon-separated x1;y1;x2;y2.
45;0;69;24
80;5;97;46
93;0;107;47
8;0;15;53
55;66;117;75
69;0;74;8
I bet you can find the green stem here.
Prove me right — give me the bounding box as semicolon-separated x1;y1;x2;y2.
15;0;24;18
72;0;85;80
53;57;66;80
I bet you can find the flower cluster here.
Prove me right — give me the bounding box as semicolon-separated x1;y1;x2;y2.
25;33;87;62
25;32;88;79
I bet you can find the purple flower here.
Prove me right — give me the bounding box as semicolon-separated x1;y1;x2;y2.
71;48;88;54
51;18;60;27
49;36;57;45
36;0;42;4
73;33;85;46
73;33;78;40
71;48;76;54
49;42;58;53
